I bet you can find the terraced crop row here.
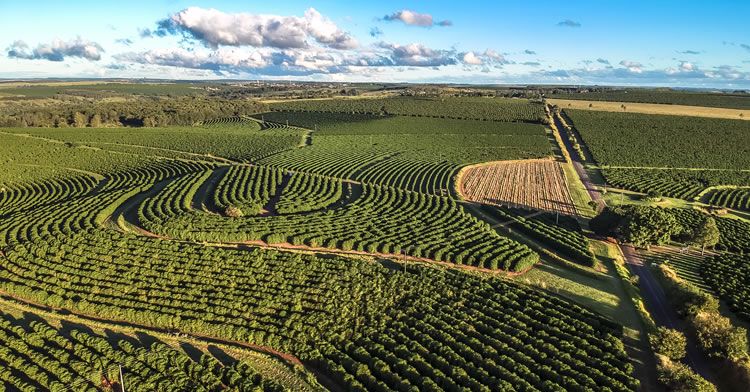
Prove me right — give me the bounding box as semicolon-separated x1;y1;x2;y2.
276;172;343;214
481;205;596;267
141;171;539;272
0;311;285;392
703;187;750;211
261;146;395;179
354;156;457;194
213;166;283;214
0;227;636;392
202;116;261;128
0;173;99;214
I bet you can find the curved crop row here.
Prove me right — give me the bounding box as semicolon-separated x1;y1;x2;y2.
213;166;283;214
275;172;343;214
142;172;539;272
354;156;456;195
0;226;636;391
0;173;99;214
704;187;750;211
480;205;596;267
202;116;261;129
0;310;285;392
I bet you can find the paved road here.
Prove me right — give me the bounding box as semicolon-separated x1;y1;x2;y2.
550;108;713;380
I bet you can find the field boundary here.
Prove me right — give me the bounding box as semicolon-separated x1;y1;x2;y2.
548;98;749;121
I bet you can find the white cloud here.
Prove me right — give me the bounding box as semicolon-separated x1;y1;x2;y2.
156;7;357;50
619;60;643;73
7;38;103;62
460;49;509;67
376;42;456;67
462;51;482;65
679;61;694;71
382;10;451;27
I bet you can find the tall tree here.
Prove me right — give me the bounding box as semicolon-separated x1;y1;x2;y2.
73;112;88;128
691;216;720;254
89;113;102;128
620;206;680;248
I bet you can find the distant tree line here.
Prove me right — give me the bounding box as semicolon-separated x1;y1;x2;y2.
0;97;267;128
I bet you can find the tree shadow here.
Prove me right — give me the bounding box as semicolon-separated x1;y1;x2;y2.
207;345;237;366
104;329;140;349
134;331;164;349
179;341;205;362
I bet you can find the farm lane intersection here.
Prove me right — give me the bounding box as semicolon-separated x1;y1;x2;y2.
551;106;714;380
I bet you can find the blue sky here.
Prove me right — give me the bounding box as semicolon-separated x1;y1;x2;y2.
2;0;749;87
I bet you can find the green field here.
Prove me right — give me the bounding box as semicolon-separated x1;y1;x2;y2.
0;93;644;391
565;109;750;169
268;96;547;122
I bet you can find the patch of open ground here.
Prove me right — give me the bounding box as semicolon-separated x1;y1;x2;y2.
458;159;576;215
548;98;749;121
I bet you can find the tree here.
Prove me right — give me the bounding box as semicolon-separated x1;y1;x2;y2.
620;206;680;248
90;114;102;128
589;206;626;236
693;312;749;360
645;189;662;201
655;354;716;392
73;112;88;128
690;216;720;254
650;327;687;361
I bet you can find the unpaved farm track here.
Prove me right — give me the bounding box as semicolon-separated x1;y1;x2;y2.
551;107;714;380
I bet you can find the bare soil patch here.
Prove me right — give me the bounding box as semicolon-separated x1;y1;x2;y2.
548;98;749;121
458;159;576;215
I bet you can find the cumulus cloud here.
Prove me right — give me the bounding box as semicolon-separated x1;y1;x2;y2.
6;38;104;61
153;7;357;50
596;58;610;64
557;19;581;28
741;43;750;52
376;42;456;66
523;49;536;55
459;49;509;67
382;10;451;27
462;52;482;65
369;27;383;37
679;61;694;72
619;60;643;73
115;38;133;46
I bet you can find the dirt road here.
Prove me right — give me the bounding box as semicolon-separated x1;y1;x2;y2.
551;107;714;380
